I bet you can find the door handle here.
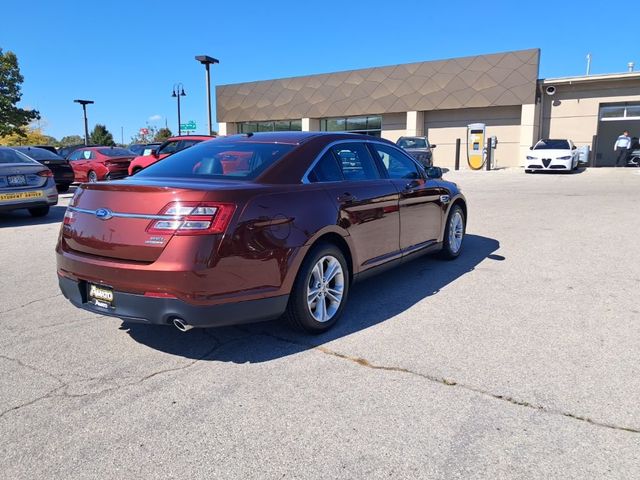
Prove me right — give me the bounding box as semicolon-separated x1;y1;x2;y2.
403;180;421;194
337;192;357;203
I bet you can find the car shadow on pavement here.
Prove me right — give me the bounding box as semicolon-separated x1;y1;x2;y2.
0;205;67;227
123;234;501;363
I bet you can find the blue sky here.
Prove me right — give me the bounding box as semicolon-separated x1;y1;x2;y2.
1;0;636;141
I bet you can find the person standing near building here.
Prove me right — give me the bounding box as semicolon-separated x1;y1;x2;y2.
614;130;631;166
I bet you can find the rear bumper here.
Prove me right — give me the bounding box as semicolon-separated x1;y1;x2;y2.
0;186;58;212
58;275;289;328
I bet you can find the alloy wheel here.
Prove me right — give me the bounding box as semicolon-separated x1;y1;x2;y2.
306;255;345;323
448;210;464;254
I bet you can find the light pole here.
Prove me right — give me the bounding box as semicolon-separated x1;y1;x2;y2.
172;83;186;136
195;55;219;135
73;99;94;145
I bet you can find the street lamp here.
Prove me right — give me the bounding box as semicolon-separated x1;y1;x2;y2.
172;83;186;136
73;99;94;145
195;55;219;136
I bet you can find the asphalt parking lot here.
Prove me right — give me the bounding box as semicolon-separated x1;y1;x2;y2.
1;168;639;479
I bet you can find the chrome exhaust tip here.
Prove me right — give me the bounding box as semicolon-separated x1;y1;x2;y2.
173;318;194;332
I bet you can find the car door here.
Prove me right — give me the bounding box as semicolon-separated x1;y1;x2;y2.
68;149;87;182
307;141;400;270
368;142;442;253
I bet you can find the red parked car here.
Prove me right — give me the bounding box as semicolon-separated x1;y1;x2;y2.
128;136;214;176
68;147;136;182
57;132;467;333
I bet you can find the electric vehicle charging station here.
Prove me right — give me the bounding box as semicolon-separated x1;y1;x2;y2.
467;123;486;170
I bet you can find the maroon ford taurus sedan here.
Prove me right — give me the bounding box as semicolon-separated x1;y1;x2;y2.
56;132;467;333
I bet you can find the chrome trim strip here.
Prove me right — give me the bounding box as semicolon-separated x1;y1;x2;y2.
68;206;184;221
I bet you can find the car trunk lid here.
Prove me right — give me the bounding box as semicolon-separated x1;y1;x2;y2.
62;183;211;262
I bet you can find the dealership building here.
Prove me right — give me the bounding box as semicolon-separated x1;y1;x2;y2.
216;49;640;168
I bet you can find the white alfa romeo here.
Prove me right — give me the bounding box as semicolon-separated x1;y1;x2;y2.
525;139;579;173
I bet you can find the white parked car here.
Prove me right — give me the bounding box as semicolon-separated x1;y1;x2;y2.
525;139;579;173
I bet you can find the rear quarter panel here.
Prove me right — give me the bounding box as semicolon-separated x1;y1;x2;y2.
218;184;351;296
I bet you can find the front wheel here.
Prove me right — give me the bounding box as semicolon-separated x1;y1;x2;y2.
440;205;465;260
284;243;349;334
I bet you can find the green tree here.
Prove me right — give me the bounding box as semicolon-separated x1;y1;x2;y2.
58;135;83;147
90;124;115;146
0;49;40;137
153;127;172;142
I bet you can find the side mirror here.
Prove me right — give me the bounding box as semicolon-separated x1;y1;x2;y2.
151;149;159;158
529;146;533;150
430;144;437;148
426;166;443;179
572;145;577;150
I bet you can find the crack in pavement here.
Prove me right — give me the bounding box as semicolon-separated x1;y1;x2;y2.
0;293;63;315
257;331;640;435
0;354;67;386
0;333;250;420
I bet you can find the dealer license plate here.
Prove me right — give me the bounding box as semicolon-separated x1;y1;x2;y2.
88;284;115;308
0;190;43;202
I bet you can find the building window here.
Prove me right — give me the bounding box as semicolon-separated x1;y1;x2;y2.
237;119;302;133
600;104;640;121
320;115;382;137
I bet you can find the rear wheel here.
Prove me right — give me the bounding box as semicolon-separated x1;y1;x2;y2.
87;171;98;183
440;205;465;260
28;206;50;217
284;243;349;334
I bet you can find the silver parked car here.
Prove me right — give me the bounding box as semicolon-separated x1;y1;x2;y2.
0;147;58;217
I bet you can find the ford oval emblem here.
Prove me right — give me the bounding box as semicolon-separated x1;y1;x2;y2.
95;208;113;220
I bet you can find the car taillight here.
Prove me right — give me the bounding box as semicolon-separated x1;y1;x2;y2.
146;202;236;236
63;209;76;225
37;169;53;177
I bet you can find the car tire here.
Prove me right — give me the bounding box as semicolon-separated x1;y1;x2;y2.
28;206;50;217
525;169;532;174
57;183;71;193
439;205;465;260
131;167;142;175
88;171;98;183
284;242;350;334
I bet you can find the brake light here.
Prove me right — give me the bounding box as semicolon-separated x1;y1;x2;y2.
63;209;76;225
146;202;236;235
37;169;53;177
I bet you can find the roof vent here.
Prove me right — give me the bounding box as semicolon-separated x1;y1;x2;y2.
628;62;635;73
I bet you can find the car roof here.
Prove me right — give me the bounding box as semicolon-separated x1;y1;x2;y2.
12;146;63;158
165;135;215;142
215;131;393;146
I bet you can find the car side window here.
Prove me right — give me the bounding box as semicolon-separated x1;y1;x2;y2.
371;144;421;180
68;150;82;161
159;141;180;155
330;142;380;181
179;140;200;150
82;150;93;160
308;150;343;182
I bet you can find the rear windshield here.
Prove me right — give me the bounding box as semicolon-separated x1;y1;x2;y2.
397;138;428;149
534;139;570;150
0;148;38;164
98;147;135;157
14;147;62;160
135;141;295;180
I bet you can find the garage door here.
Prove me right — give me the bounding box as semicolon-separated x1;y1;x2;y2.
595;104;640;166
